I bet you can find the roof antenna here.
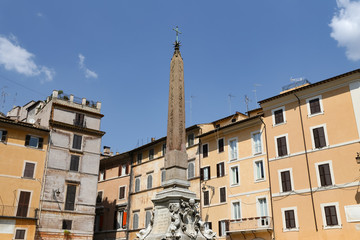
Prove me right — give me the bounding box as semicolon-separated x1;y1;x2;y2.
0;86;8;111
228;94;235;114
244;95;250;113
252;83;262;108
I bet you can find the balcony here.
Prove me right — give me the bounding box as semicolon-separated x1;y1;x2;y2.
227;216;272;234
73;119;86;128
0;205;38;219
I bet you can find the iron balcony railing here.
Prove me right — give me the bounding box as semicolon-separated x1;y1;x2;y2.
228;216;272;232
0;205;38;219
73;119;87;128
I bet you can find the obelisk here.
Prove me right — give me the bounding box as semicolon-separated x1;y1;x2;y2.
136;28;216;240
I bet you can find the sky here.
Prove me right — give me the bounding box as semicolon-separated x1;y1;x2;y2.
0;0;359;153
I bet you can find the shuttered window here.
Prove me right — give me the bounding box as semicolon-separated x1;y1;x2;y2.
62;220;72;230
277;136;288;157
145;210;152;227
217;162;225;177
284;210;296;229
281;171;292;192
218;220;229;236
0;130;7;142
137;153;142;164
220;187;226;203
218;138;224;153
23;162;35;178
187;133;194;147
313;127;326;148
70;155;80;171
274;109;284;124
119;186;125;199
318;164;332;186
135;177;140;192
203;191;209;206
309;98;321;115
188;162;195;179
96;191;103;204
65;185;76;210
324;206;338;226
147;175;153;189
149;149;154;160
72;135;82;150
161;170;166;183
14;229;26;239
200;166;210;181
25;135;43;149
16;191;30;217
202;144;208;158
231;166;239;185
74;113;85;127
133;213;139;229
162;144;166;156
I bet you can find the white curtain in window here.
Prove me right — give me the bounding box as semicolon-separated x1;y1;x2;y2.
232;202;241;219
231;167;239;184
229;140;237;160
188;162;195;179
253;133;262;154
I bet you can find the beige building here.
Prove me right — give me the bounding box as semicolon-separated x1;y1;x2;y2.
259;69;360;239
0;115;49;240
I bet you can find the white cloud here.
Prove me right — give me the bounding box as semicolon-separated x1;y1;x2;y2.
330;0;360;61
37;12;44;17
78;53;98;79
0;35;55;82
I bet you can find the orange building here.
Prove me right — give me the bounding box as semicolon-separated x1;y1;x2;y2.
0;116;49;240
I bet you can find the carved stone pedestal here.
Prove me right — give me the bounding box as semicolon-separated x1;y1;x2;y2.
136;188;216;240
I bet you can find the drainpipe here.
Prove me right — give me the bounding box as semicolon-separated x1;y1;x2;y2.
198;138;203;218
126;152;134;240
294;94;318;232
259;117;275;240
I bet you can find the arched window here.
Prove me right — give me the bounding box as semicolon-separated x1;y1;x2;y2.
147;175;153;189
145;210;152;227
135;177;140;192
161;170;166;184
188;162;195;179
133;212;139;229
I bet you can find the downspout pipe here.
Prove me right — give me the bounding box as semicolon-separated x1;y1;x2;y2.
259;117;275;240
126;152;134;240
294;94;318;232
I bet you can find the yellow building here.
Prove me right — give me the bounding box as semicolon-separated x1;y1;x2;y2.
0;116;49;240
259;69;360;239
197;111;273;240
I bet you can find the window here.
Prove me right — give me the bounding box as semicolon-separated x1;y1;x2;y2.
200;166;210;181
23;162;35;178
187;133;194;147
272;107;286;125
254;160;264;181
145;210;152;228
258;198;269;226
276;135;288;157
74;113;85;127
218;138;224;153
217;162;225;177
62;220;72;230
232;201;241;219
228;138;238;160
149;149;154;160
70;155;80;171
230;166;239;186
72;134;82;150
133;212;139;229
119;163;128;176
316;162;334;187
115;209;127;229
162;144;166;156
203;191;210;206
281;207;298;231
307;95;323;116
16;191;31;217
119;186;126;199
65;184;76;210
96;191;103;204
220;187;226;203
161;170;166;183
204;222;212;230
252;132;262;155
218;220;229;236
14;229;26;239
137;153;142;164
311;125;327;149
202;144;208;158
147;174;153;189
321;202;341;228
0;130;7;142
135;177;140;192
25;135;43;149
279;169;293;192
188;162;195;179
99;169;105;181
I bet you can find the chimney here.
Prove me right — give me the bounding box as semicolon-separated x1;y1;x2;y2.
52;90;58;98
70;94;74;103
96;101;102;110
151;137;156;142
103;146;111;155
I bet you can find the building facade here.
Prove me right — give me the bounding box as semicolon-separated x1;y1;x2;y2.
0;116;49;240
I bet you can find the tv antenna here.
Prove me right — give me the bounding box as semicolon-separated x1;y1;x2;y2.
186;95;195;125
228;94;235;114
253;83;262;108
0;86;8;111
244;95;250;113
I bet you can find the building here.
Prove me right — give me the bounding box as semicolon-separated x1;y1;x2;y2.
197;110;273;240
7;90;105;240
0;115;49;240
94;148;132;240
259;69;360;239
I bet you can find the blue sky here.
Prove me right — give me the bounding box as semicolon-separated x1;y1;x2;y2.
0;0;359;153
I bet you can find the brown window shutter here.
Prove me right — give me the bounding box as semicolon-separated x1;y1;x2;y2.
1;130;7;142
16;191;30;217
114;210;118;229
23;162;35;178
204;191;209;205
70;155;80;171
126;163;129;174
65;185;76;210
119;187;125;199
217;164;220;177
25;135;30;146
200;168;204;181
220;187;226;202
15;229;26;239
225;220;229;231
38;137;44;149
203;144;208;158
